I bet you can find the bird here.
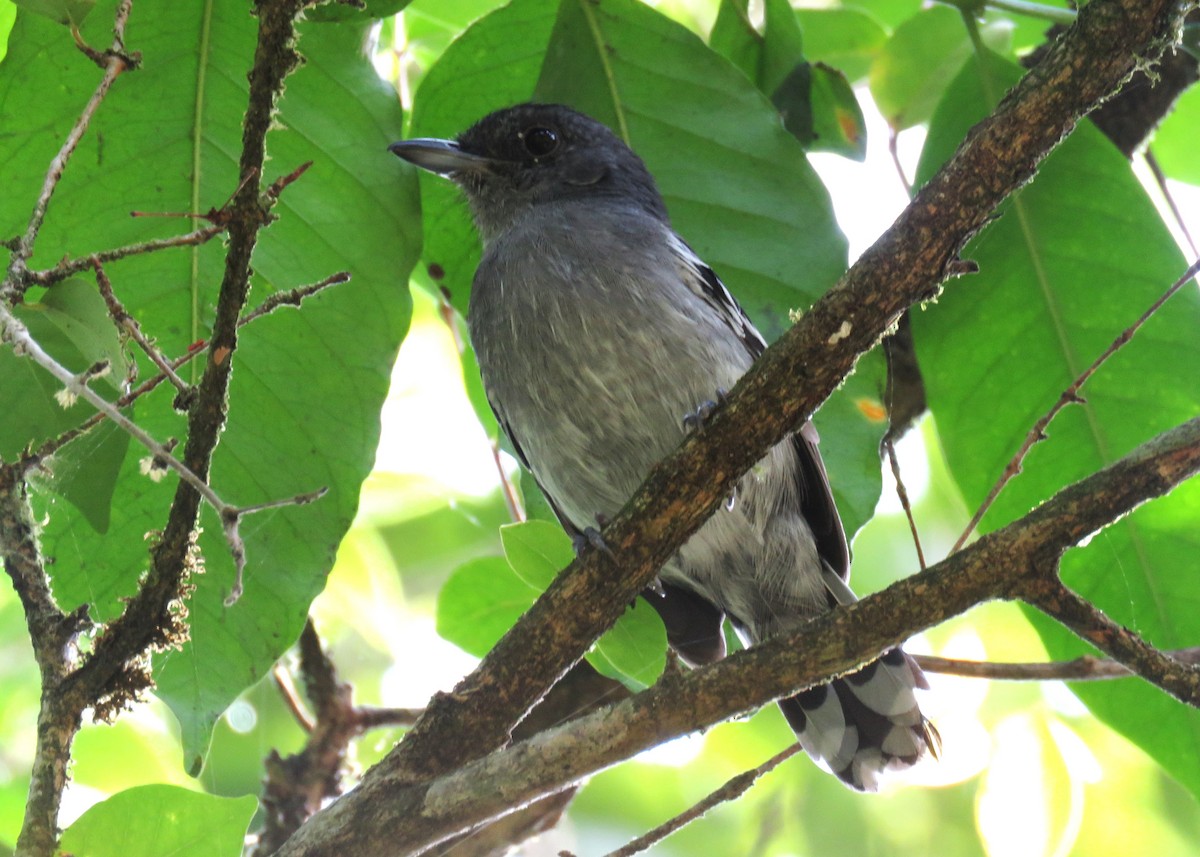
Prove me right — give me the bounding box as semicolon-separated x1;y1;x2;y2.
390;103;937;791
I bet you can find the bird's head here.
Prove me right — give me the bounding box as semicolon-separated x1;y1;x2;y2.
390;103;667;241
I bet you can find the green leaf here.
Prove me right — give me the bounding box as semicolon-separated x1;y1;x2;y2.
58;785;257;857
306;0;412;22
914;50;1200;800
12;0;92;26
0;2;418;770
869;5;994;130
793;7;887;83
501;519;574;590
589;598;666;690
437;556;537;658
710;0;867;158
1151;82;1200;185
499;521;667;689
708;0;757;80
805;62;867;161
402;0;504;73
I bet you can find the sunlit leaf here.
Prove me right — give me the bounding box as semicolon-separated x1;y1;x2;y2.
58;785;257;857
914;50;1200;800
793;6;887;83
437;556;537;658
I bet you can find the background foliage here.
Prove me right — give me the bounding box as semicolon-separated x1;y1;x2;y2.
0;0;1198;854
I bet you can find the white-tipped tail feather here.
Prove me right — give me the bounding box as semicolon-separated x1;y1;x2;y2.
778;648;939;791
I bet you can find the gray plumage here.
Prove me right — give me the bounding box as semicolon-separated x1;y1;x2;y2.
391;103;937;791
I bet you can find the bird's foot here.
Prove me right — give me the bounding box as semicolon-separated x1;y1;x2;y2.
571;515;616;563
682;388;728;432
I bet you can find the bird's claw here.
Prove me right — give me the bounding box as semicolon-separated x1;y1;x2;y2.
682;388;728;432
572;515;617;563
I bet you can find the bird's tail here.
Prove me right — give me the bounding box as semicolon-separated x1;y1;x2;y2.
777;648;939;791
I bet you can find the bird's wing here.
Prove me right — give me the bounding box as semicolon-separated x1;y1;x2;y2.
492;390;728;663
670;235;850;582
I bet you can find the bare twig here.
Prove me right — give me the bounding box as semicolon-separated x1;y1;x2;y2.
355;705;424;731
22;225;226;289
1027;579;1200;699
915;647;1200;681
274;663;317;733
238;272;350;326
1144;150;1199;257
0;301;291;597
601;745;803;857
24;270;348;467
92;260;190;395
883;437;927;569
953;256;1200;552
887;125;912;196
2;0;135;304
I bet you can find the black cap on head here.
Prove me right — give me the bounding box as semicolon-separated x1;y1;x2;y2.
390;103;669;237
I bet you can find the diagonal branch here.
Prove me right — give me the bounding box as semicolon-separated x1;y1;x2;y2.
274;1;1195;854
282;418;1200;856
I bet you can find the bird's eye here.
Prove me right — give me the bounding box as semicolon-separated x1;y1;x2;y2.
520;126;559;158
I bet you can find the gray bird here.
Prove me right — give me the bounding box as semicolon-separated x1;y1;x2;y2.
391;103;938;791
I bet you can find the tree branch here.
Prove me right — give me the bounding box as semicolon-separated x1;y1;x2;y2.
915;647;1200;682
274;2;1195;853
66;0;313;706
281;418;1200;856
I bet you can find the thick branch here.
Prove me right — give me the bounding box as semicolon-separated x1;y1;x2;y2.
275;2;1194;853
286;419;1200;855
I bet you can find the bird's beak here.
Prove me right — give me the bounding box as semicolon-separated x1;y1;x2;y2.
388;138;491;176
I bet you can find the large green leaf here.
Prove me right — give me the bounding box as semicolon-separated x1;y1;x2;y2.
436;556;538;658
914;51;1200;799
0;3;417;769
58;785;257;857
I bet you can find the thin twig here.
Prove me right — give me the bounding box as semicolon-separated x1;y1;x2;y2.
0;305;225;514
1144;149;1199;258
2;0;135;303
355;705;424;731
600;745;804;857
915;647;1200;681
0;300;333;605
22;225;226;288
93;260;190;395
274;663;316;733
239;272;350;326
883;437;926;569
1026;579;1200;702
24;271;348;467
888;126;912;196
953;257;1200;551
